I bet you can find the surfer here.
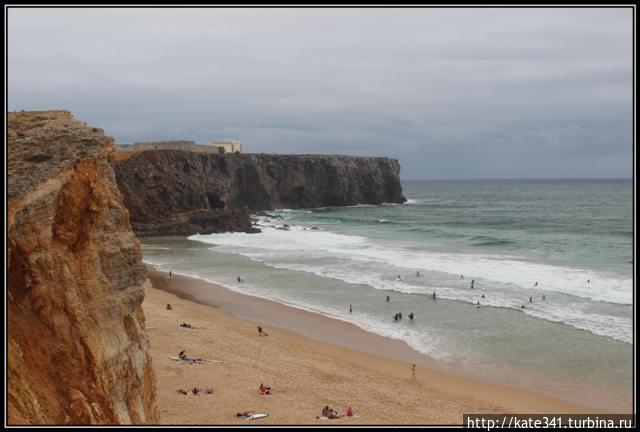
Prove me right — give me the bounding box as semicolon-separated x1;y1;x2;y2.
409;312;414;320
534;281;538;287
416;271;421;277
237;276;243;283
587;279;590;283
521;304;526;309
471;279;475;289
481;293;485;299
349;304;352;313
397;275;402;281
394;313;399;321
529;296;533;303
432;292;436;300
398;312;402;320
386;295;390;302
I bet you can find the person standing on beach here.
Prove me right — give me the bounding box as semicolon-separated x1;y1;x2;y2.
169;270;172;279
412;364;416;379
257;326;268;336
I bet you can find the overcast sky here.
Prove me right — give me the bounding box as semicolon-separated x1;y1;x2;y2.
8;8;633;179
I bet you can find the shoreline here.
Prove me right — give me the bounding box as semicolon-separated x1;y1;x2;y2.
144;266;604;423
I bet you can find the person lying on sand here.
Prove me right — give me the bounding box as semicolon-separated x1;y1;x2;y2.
180;322;193;329
178;350;203;364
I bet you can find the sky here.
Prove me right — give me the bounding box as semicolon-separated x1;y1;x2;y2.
7;8;633;179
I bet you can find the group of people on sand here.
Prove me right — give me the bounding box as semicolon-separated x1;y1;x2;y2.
177;387;214;395
321;405;353;419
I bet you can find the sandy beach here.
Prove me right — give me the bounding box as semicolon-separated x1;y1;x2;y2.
142;268;601;425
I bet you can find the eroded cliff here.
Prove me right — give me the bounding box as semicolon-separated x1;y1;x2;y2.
113;151;406;236
8;111;157;424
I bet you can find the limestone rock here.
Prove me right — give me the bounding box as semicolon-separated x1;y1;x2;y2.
113;151;406;236
8;111;158;424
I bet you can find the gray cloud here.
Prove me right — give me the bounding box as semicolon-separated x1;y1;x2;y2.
8;8;632;179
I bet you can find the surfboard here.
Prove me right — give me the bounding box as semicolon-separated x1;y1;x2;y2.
246;413;268;420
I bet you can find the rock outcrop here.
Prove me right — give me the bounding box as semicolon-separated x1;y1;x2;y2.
113;151;406;236
8;111;157;424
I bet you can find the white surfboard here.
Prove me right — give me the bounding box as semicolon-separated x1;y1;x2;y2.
246;413;268;420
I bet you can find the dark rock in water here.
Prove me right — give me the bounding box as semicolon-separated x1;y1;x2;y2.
311;226;319;230
283;224;290;228
276;226;290;231
113;152;405;236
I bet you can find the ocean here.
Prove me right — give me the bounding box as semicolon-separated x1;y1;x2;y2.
141;179;633;412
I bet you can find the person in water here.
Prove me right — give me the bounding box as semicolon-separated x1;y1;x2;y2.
432;292;436;300
471;279;475;289
529;296;533;303
398;312;402;320
534;281;538;287
386;295;390;302
521;304;526;309
394;313;399;321
416;271;421;277
481;293;485;299
349;304;352;313
542;294;546;301
409;312;414;320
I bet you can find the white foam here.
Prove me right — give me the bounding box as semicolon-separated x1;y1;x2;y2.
190;224;631;304
188;223;633;344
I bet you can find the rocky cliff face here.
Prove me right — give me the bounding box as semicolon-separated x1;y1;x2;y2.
113;151;406;236
8;111;157;424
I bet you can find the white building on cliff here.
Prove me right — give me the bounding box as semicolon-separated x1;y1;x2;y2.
212;140;243;153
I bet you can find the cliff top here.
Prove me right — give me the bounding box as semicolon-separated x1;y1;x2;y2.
8;110;114;200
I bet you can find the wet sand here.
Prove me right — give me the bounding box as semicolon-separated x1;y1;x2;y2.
143;268;601;425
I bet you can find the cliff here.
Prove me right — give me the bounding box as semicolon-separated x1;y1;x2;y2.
7;111;157;424
113;151;406;236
